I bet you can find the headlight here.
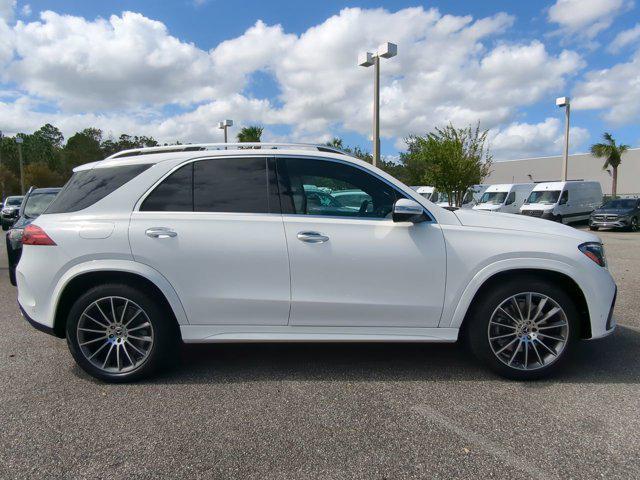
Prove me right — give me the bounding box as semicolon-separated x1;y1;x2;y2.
579;242;607;268
8;228;24;243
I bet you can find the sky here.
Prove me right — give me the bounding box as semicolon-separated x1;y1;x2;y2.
0;0;639;161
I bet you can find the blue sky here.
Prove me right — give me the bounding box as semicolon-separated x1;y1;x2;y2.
1;0;639;160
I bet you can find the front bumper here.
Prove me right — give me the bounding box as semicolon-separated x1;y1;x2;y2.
589;218;629;228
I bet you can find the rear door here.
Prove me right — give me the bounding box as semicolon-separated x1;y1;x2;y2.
277;156;447;328
129;156;291;326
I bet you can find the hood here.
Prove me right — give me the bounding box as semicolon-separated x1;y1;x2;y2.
592;208;633;215
454;208;597;242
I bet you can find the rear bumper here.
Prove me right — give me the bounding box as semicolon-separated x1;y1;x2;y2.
18;302;60;337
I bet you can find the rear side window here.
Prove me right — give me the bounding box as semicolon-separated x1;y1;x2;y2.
46;164;151;214
140;157;278;213
141;163;193;212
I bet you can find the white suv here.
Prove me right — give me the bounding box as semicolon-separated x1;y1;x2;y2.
17;143;617;382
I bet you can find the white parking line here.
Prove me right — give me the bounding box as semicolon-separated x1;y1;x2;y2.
411;404;559;480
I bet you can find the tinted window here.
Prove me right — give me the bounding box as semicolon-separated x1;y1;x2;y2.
141;163;193;211
527;190;560;204
140;157;277;213
506;191;515;204
601;199;636;209
277;158;402;218
194;158;271;213
5;197;22;206
560;190;569;203
46;164;151;214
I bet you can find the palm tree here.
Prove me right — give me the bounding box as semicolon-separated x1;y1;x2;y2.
590;132;629;198
236;126;263;143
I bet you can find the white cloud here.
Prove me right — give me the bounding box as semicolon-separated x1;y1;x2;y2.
490;118;589;160
20;3;30;17
609;23;640;52
572;49;640;124
0;6;585;157
547;0;632;40
0;0;15;22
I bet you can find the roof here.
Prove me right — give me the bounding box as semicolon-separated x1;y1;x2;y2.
74;143;356;172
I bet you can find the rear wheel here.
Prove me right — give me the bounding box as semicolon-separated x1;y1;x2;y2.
466;276;578;380
629;217;638;232
66;284;176;382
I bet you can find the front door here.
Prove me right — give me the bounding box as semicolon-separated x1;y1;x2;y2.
276;156;447;328
129;156;290;326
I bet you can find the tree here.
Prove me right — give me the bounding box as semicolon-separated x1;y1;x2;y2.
34;124;64;148
237;126;263;142
24;163;63;188
590;132;629;198
400;124;492;206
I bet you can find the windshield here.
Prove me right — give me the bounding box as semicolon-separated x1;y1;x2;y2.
527;190;560;205
5;197;22;207
479;191;507;205
601;199;637;209
24;192;59;218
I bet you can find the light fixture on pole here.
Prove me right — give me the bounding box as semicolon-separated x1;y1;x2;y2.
15;136;24;195
359;42;397;167
556;96;570;181
218;119;233;144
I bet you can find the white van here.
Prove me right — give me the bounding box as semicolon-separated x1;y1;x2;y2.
461;184;489;209
472;183;534;214
520;181;602;224
411;186;436;201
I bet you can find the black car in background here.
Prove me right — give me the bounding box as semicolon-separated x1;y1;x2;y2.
589;198;640;232
1;195;24;230
6;187;61;285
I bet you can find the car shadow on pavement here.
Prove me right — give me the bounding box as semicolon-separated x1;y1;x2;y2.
132;325;640;385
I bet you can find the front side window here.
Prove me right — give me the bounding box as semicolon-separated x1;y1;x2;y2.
277;157;402;218
506;191;516;204
46;164;151;214
141;157;277;214
560;190;569;203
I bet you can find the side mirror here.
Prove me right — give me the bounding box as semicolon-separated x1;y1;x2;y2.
393;199;426;223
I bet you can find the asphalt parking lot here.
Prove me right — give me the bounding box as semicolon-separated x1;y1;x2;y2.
1;226;639;479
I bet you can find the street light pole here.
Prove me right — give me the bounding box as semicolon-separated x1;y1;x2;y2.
15;137;24;195
556;96;570;181
359;42;397;167
218;119;233;145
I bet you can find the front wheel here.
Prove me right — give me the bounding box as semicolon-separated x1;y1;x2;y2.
629;217;639;232
466;277;578;380
589;225;599;231
66;284;177;382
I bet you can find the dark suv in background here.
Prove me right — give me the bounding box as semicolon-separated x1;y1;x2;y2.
590;198;640;231
1;196;24;230
6;187;61;285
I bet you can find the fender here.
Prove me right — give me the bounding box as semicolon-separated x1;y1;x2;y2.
49;259;189;327
443;257;590;329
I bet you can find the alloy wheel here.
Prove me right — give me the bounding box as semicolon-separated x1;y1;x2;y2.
76;296;154;373
632;217;638;232
487;292;569;371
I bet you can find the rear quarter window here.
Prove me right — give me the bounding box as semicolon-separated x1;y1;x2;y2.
46;164;151;214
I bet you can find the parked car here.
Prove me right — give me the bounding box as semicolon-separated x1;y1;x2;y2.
521;181;602;224
473;183;534;213
589;197;640;231
6;187;61;285
17;143;616;383
1;195;24;230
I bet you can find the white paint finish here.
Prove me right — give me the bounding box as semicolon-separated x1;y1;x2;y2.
180;325;459;343
129;211;291;325
472;183;534;213
521;181;603;224
79;222;114;239
283;215;446;327
17;146;617;347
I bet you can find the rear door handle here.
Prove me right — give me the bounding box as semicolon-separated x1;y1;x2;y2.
297;231;329;243
146;227;177;239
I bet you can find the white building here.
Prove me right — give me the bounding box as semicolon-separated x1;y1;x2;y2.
487;148;640;195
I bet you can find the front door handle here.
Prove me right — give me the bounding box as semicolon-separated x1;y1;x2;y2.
297;231;329;243
146;227;177;239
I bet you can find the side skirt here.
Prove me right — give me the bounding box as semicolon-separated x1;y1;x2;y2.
180;325;459;343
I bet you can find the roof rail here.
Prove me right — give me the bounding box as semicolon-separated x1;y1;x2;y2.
108;142;347;159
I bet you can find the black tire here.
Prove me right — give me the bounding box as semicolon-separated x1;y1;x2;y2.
66;283;177;383
589;226;599;231
465;275;579;380
1;221;7;231
629;217;638;232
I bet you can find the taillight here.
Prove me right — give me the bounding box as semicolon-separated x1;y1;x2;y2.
22;224;56;246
